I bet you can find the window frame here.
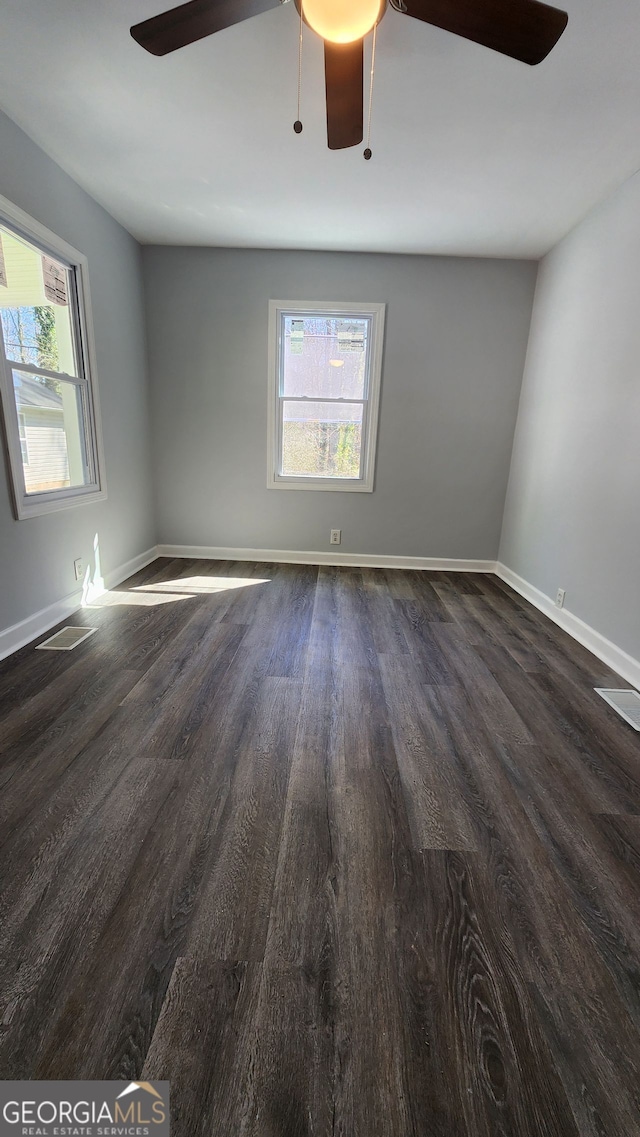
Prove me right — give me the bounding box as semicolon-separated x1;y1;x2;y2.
0;193;106;520
267;299;385;493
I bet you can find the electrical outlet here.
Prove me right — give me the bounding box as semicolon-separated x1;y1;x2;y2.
330;529;341;545
555;588;566;609
74;558;84;582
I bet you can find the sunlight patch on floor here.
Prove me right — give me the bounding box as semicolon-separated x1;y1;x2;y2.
84;590;195;607
134;576;271;594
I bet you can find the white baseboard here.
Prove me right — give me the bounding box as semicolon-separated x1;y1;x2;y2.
103;546;160;591
156;544;497;573
496;563;640;690
156;544;497;574
0;546;159;662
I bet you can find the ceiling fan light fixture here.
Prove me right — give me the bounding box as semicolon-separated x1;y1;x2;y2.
302;0;380;44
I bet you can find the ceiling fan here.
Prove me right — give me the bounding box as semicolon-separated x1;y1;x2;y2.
131;0;569;151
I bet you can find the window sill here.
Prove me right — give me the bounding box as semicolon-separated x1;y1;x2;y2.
13;485;107;521
267;475;373;493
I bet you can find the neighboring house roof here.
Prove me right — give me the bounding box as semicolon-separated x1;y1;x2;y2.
13;373;63;411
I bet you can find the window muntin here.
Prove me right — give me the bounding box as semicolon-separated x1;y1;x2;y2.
268;301;384;492
18;410;29;466
0;208;104;518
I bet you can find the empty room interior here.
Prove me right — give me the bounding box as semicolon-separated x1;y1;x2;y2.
1;0;640;1132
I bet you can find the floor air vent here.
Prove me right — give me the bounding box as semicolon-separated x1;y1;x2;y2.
36;626;98;652
594;688;640;731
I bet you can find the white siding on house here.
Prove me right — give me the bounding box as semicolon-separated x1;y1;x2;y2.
23;408;69;492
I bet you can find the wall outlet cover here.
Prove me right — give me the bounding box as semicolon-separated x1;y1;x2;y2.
555;588;566;609
330;529;341;545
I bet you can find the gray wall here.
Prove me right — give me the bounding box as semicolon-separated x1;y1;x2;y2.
0;109;155;634
500;172;640;663
143;247;536;560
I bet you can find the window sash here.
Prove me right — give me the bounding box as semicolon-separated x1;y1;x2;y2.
276;398;368;481
278;311;372;403
8;368;98;498
278;395;367;404
5;359;85;385
0;198;106;518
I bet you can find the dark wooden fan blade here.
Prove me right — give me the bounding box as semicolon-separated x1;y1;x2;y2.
401;0;568;65
324;40;364;151
131;0;281;55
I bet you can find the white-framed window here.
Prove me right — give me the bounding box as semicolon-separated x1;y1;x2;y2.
267;299;385;492
0;194;106;520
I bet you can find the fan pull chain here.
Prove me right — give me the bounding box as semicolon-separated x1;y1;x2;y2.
293;3;303;134
364;20;377;160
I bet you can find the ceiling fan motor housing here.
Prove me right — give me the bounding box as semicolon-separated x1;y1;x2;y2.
292;0;388;37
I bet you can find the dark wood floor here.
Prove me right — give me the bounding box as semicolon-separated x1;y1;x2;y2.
1;559;639;1135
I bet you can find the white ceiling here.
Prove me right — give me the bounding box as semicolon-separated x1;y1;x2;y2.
0;0;639;257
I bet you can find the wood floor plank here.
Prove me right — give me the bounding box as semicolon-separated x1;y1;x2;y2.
7;674;297;1079
395;599;458;684
143;958;264;1136
0;746;182;1077
528;972;640;1136
219;560;282;628
334;566;379;671
328;662;416;1136
377;653;475;850
239;963;336;1137
503;750;640;1029
182;676;302;962
530;666;640;803
0;666;141;835
120;617;248;763
433;621;534;751
431;682;640;1133
473;639;639;815
431;682;632;993
430;578;480;640
262;568;342;970
0;651;135;755
464;593;544;672
419;850;580;1137
487;574;623;688
382;566;420;599
265;563;317;678
27;756;220;1080
594;814;640;882
361;567;411;655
